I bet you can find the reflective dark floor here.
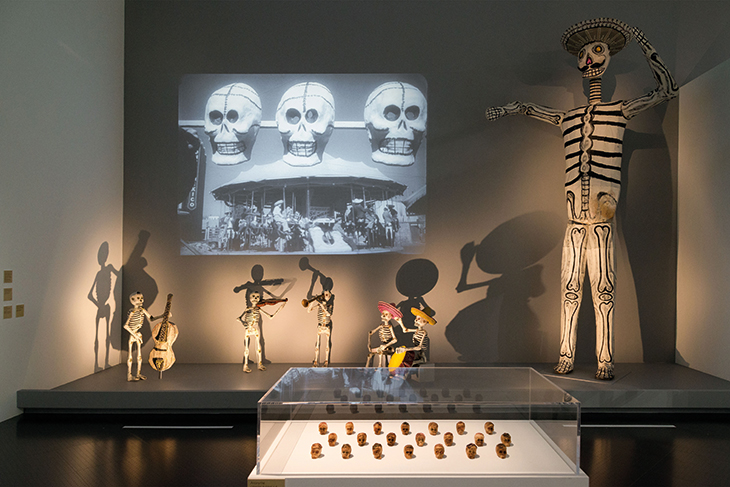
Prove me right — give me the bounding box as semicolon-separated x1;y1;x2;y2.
1;413;729;486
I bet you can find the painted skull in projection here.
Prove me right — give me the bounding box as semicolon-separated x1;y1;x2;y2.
364;82;427;166
276;82;335;166
578;41;611;78
204;83;262;165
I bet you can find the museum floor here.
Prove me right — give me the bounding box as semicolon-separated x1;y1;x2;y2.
0;412;728;487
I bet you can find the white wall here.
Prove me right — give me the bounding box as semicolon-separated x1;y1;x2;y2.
0;0;124;421
677;57;730;381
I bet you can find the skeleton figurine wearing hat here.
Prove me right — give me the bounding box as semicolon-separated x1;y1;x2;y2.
366;301;403;367
486;19;677;379
396;307;437;366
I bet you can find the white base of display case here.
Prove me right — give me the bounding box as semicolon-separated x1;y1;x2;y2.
249;419;588;487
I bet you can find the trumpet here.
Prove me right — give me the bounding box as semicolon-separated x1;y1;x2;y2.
301;294;325;307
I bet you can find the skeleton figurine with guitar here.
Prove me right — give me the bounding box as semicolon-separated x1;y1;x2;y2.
148;293;178;379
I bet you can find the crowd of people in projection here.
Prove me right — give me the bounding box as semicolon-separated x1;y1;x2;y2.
213;198;402;253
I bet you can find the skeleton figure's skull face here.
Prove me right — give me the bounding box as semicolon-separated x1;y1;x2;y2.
415;433;426;446
456;421;466;435
373;422;382;435
341;444;351;459
501;432;512;446
364;82;427;166
434;444;445;459
381;311;392;322
428;422;439;435
400;422;410;435
404;444;415;459
328;433;337;447
311;443;322;459
372;443;383;459
414;315;427;328
496;443;508;459
357;432;367;446
345;422;354;435
276;82;335;166
130;293;144;307
444;433;454;446
578;41;611;79
474;433;485;447
318;422;327;435
249;292;261;306
466;443;478;459
386;432;397;446
484;422;495;435
204;83;262;165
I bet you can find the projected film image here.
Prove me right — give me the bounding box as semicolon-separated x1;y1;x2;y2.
178;74;427;255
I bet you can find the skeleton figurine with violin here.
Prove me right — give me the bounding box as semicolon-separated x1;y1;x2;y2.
237;289;287;372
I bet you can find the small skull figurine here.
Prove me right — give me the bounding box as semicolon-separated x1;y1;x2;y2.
311;443;322;459
484;421;495;435
415;432;426;446
443;432;454;446
466;443;478;459
341;443;352;459
501;433;512;446
357;432;367;446
318;422;328;435
345;422;355;435
428;422;439;435
434;443;445;459
386;432;397;447
400;422;410;435
373;422;382;435
456;421;466;435
328;433;337;447
372;443;383;459
496;443;508;459
404;444;415;459
474;432;485;447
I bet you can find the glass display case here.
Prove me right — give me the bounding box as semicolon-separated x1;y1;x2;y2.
249;367;588;487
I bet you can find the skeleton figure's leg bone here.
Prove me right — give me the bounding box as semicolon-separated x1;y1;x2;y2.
324;327;331;366
313;331;321;366
588;223;616;380
127;336;135;381
134;340;145;380
255;330;265;370
243;334;252;373
556;223;588;374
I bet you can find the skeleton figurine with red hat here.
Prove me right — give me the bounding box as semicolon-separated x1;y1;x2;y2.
486;19;677;380
366;301;402;367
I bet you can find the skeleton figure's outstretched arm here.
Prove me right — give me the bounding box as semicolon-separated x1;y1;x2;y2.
622;27;678;119
486;101;565;126
260;301;286;319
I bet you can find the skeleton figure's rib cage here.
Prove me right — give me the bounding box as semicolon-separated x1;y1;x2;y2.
486;19;677;379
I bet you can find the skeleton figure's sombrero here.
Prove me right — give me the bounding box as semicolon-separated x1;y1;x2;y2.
561;18;633;56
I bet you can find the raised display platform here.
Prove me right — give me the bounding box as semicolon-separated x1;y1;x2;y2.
17;363;730;414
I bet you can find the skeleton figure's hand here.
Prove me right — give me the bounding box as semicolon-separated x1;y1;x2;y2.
396;347;405;354
629;26;647;46
133;332;143;343
485;106;506;121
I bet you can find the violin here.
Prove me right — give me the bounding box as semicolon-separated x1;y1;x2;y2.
256;298;288;308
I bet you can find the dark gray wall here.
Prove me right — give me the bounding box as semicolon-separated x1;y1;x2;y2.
123;0;730;366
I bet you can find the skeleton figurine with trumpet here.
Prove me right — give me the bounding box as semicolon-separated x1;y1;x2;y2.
300;257;335;367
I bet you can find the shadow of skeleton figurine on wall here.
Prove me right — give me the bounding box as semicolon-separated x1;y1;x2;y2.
486;18;678;379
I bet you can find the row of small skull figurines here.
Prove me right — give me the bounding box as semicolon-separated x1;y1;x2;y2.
204;81;426;167
313;421;511;460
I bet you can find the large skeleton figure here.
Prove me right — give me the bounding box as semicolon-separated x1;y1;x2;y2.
487;19;677;379
366;302;402;367
307;288;334;367
397;307;437;366
124;292;164;381
237;290;286;372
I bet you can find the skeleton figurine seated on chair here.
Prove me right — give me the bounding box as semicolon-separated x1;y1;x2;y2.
123;292;165;382
396;307;437;367
237;290;286;373
365;302;402;367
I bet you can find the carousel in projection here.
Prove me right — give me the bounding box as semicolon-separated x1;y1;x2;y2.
487;19;677;379
178;74;427;255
